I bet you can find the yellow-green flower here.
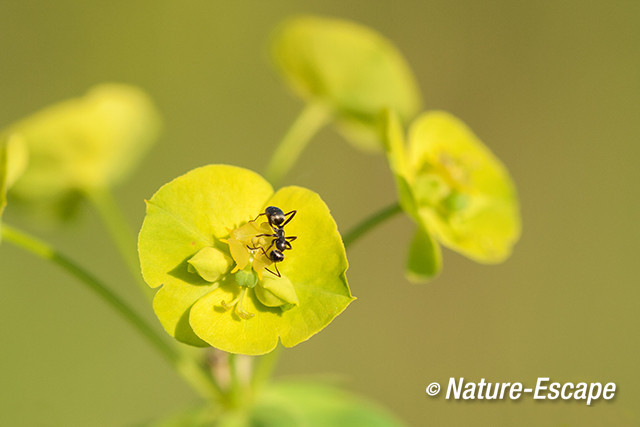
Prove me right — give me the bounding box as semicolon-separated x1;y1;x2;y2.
272;15;421;151
4;84;160;209
385;111;521;282
138;165;354;355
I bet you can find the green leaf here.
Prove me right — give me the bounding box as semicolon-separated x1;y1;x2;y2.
6;84;161;207
272;16;421;151
139;165;354;354
250;381;405;427
140;404;217;427
406;225;441;283
0;134;28;238
408;111;521;263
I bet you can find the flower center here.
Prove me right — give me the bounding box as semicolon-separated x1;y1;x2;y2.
215;210;301;318
223;219;274;276
217;216;281;319
415;153;471;216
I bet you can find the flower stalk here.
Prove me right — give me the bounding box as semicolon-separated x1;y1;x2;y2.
265;103;330;186
1;223;222;402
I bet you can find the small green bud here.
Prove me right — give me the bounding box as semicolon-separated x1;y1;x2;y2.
235;269;258;289
187;246;232;283
255;274;299;308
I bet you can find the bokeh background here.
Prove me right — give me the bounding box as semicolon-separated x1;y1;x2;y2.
1;1;638;426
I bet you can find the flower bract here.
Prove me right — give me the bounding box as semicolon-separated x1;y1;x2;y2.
271;15;421;151
5;84;161;208
384;111;521;282
138;165;354;355
0;133;28;239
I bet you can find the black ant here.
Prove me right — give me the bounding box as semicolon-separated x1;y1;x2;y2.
248;206;297;277
254;206;296;229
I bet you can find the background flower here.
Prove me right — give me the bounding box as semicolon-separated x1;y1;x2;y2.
385;110;521;282
5;84;161;214
271;15;421;151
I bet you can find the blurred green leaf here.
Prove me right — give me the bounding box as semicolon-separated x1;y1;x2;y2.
250;381;405;427
272;16;421;151
150;380;404;426
0;133;28;238
6;84;161;209
139;165;353;355
139;404;217;427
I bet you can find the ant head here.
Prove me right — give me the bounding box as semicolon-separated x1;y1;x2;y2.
265;206;285;226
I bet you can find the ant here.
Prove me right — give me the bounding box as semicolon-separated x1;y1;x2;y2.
248;206;297;277
255;206;296;229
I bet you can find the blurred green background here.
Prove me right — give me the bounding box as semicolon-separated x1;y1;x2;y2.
1;1;638;426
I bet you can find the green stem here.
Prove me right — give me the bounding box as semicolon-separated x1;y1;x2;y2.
265;103;331;186
1;224;221;402
85;188;228;400
343;202;403;249
85;187;152;298
228;353;241;407
251;345;280;392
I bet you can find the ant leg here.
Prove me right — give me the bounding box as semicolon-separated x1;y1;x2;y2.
255;224;279;239
282;235;297;250
254;233;276;245
264;240;275;252
252;212;266;222
280;210;297;228
256;225;278;237
246;246;281;278
247;240;275;252
265;263;281;278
